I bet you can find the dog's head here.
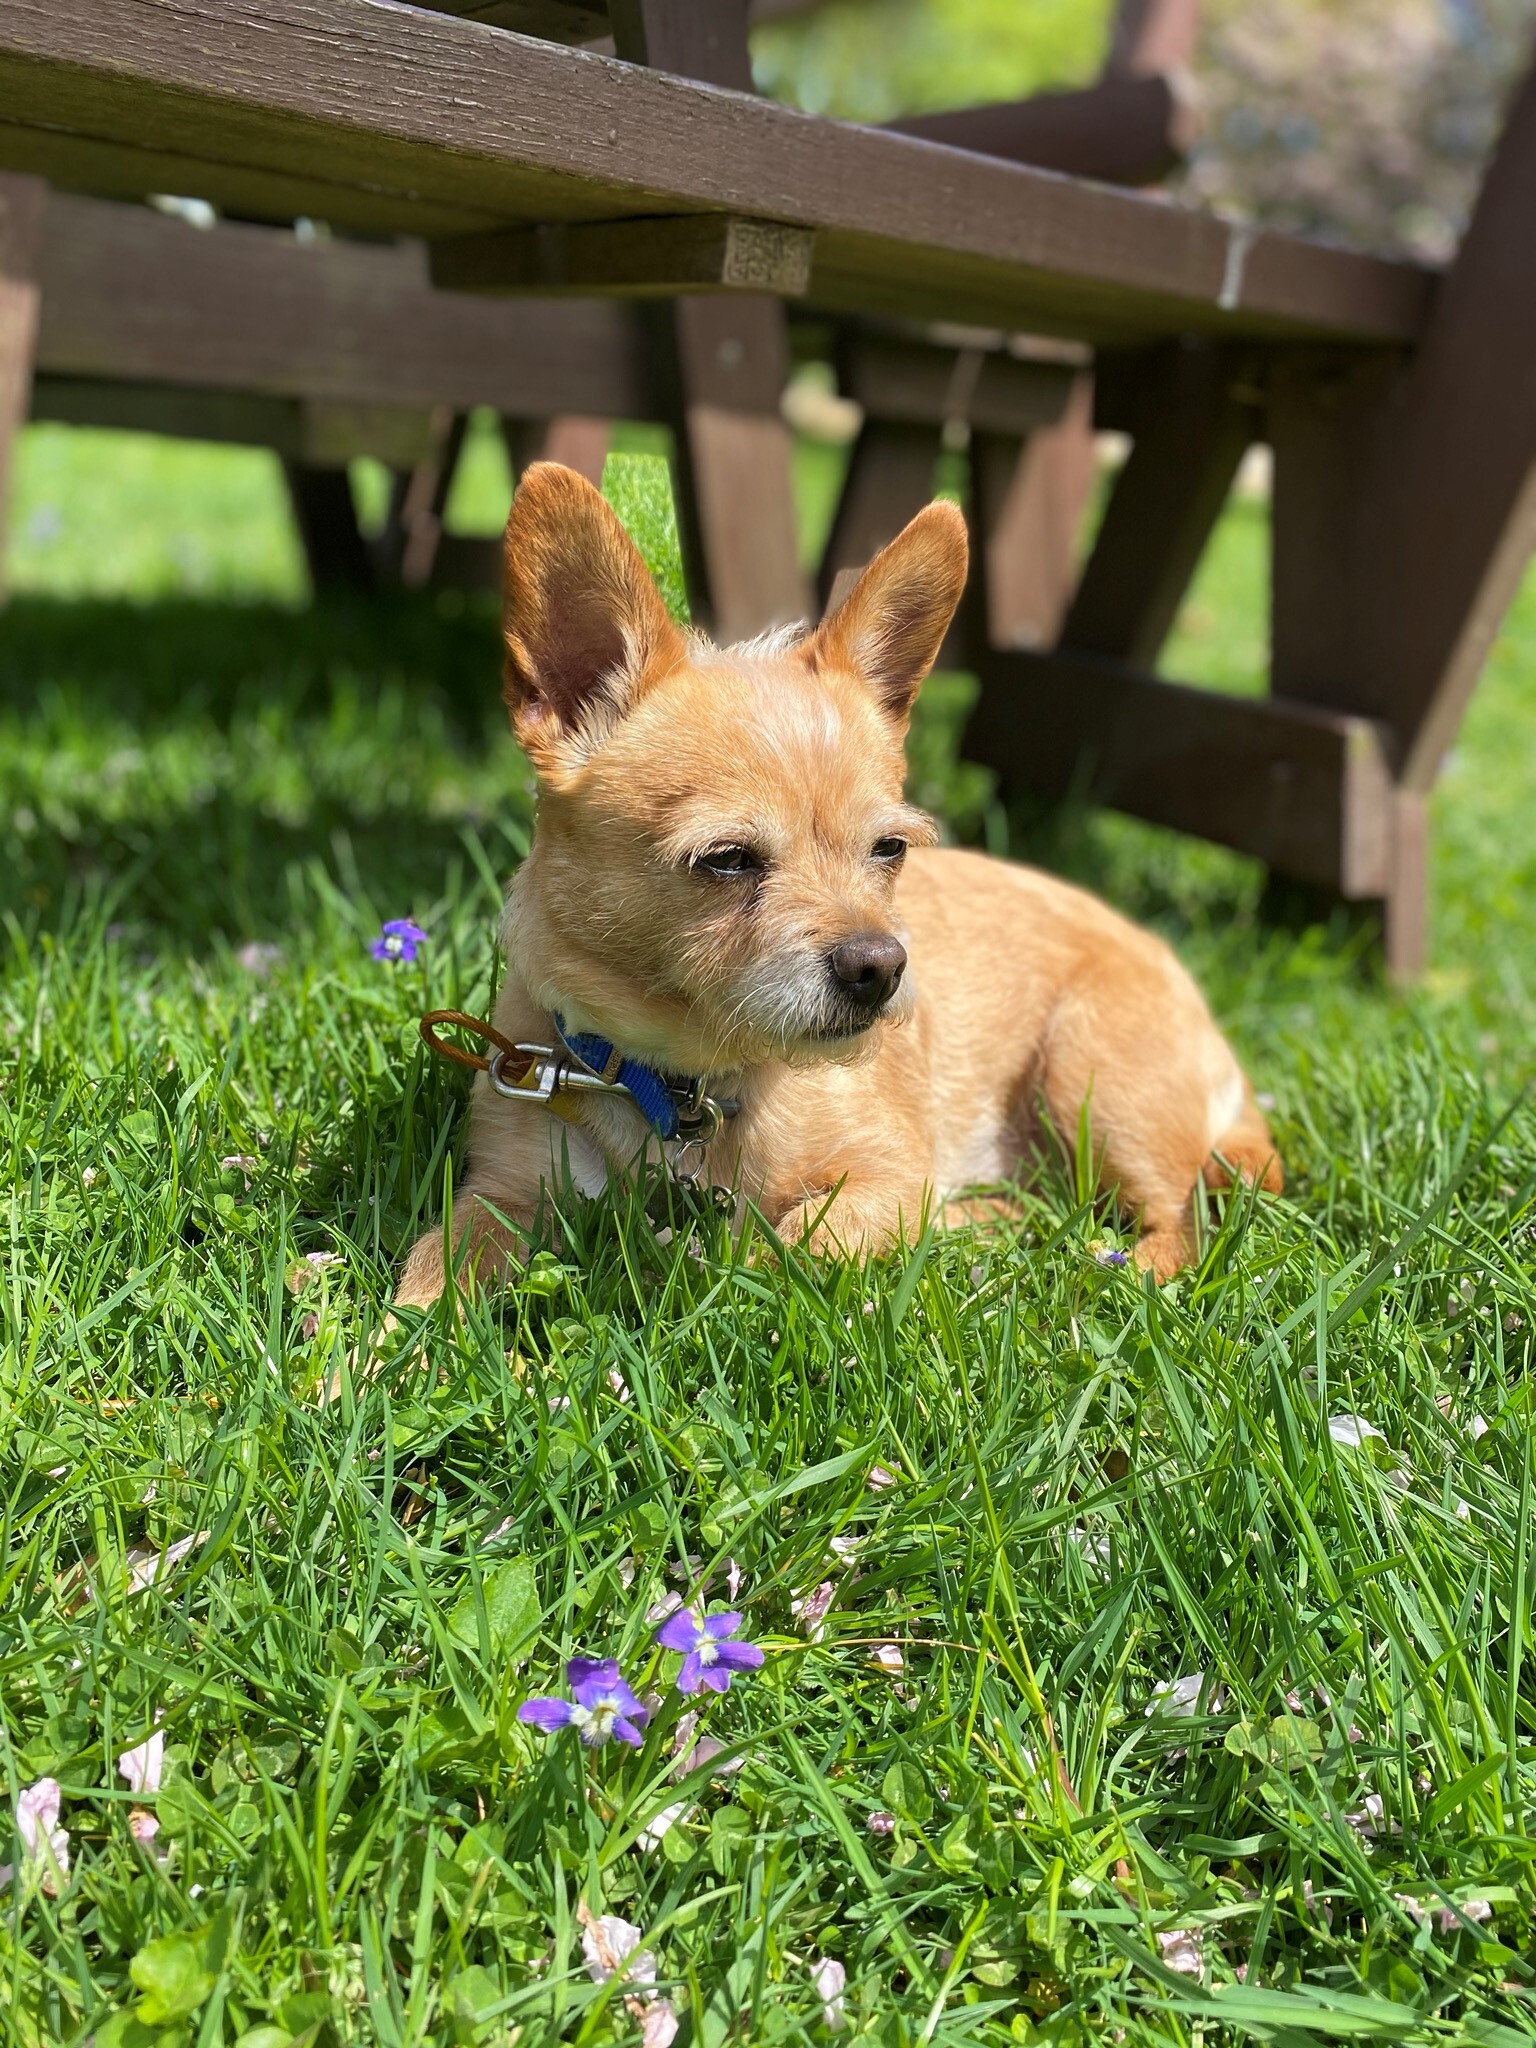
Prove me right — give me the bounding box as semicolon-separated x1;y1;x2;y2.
500;463;967;1074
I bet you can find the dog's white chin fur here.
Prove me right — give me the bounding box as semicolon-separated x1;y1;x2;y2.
715;952;915;1067
736;1010;901;1071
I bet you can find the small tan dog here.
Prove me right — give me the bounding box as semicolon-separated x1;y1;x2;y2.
398;462;1279;1305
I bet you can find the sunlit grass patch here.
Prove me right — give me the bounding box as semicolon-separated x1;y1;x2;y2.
2;425;1535;2044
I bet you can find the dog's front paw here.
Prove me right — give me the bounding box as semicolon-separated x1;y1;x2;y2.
1133;1224;1196;1281
395;1194;533;1308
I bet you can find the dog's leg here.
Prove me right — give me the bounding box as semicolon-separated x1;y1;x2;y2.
938;1191;1026;1230
395;1081;596;1307
1038;971;1281;1281
1204;1092;1285;1198
395;1188;535;1308
773;1175;932;1259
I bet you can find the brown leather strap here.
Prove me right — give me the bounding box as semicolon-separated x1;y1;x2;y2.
419;1008;526;1073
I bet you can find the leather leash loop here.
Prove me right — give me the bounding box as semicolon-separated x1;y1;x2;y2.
419;1009;524;1073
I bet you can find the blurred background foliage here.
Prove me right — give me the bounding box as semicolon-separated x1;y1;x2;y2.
752;0;1107;119
753;0;1536;259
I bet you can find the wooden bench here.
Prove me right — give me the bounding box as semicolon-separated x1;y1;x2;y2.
11;185;1087;612
18;189;636;592
2;0;1200;617
0;0;1529;974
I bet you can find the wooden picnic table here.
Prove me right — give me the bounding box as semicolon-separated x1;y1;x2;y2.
0;0;1429;342
0;0;1531;979
8;0;1203;637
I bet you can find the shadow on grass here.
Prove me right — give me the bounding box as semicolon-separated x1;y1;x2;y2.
0;589;503;732
0;591;529;944
0;589;1312;965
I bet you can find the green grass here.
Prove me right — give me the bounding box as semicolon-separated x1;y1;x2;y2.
752;0;1109;122
3;421;1536;2048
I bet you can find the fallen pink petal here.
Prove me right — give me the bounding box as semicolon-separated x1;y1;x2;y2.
811;1954;847;2030
1157;1927;1203;1977
579;1904;656;1988
638;2001;679;2048
117;1720;165;1796
125;1531;210;1595
12;1779;69;1894
635;1798;690;1852
128;1809;168;1863
791;1580;836;1640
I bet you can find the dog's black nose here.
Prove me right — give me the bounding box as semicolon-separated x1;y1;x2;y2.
829;932;907;1009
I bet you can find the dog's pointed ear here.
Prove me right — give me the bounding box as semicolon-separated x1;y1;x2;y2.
502;461;685;768
807;500;968;725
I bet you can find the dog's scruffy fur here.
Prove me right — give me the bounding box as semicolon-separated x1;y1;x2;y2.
398;462;1280;1304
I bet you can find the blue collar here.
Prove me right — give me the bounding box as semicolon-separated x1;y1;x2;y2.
553;1014;700;1141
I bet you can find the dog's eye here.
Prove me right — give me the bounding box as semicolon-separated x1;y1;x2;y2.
871;836;908;864
692;845;763;879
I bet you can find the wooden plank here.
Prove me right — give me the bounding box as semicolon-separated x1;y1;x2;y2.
0;173;45;600
933;0;1200;663
1268;350;1399;720
632;274;810;638
465;412;611;592
31;373;305;452
376;408;467;588
1265;55;1536;968
410;0;820;36
817;419;940;609
283;463;375;593
431;213;814;296
670;393;812;636
1354;51;1536;792
1104;0;1200;77
35;195;649;418
823;562;860;616
503;412;610;485
0;120;500;239
1383;790;1430;981
970;373;1098;651
33;374;440;468
1060;341;1255;668
0;0;1435;348
841;335;1075;436
609;0;755;88
889;75;1197;189
610;0;809;642
940;0;1199;663
420;0;608;42
964;649;1395;894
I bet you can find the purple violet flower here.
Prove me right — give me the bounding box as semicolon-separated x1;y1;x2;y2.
517;1658;649;1747
655;1608;765;1695
369;919;428;965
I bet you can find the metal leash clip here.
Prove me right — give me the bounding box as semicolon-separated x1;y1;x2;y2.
486;1042;635;1106
668;1094;726;1188
419;1010;734;1188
